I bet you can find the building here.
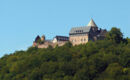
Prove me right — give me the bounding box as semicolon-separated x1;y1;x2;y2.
53;36;69;43
33;19;107;48
33;35;69;48
69;19;107;45
52;36;69;46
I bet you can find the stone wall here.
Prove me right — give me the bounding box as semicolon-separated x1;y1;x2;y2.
35;41;68;48
69;34;89;45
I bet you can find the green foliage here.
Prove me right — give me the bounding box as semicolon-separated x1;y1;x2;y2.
0;27;129;80
63;41;72;48
106;27;123;43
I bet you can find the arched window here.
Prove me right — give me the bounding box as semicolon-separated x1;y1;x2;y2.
81;39;83;42
84;38;86;41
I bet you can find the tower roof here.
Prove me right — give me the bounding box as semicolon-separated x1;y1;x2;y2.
87;19;98;27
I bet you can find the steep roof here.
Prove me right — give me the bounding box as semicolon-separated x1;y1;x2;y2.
69;19;98;34
69;26;91;34
87;19;98;27
35;35;41;42
54;36;69;41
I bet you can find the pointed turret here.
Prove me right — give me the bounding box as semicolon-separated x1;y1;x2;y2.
87;19;98;27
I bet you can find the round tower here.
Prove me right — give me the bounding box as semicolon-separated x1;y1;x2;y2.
41;35;45;41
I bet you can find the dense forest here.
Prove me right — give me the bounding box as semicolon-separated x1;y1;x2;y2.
0;27;130;80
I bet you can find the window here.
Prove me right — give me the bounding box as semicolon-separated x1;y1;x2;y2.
72;39;76;42
76;30;83;33
81;39;83;42
81;30;83;32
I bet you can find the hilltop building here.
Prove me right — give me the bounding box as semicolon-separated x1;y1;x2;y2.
33;19;107;48
69;19;107;45
33;35;69;48
52;36;69;43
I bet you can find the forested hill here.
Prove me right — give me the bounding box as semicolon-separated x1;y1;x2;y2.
0;27;130;80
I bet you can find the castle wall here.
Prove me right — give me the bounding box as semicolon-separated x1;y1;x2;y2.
69;34;88;45
37;41;68;48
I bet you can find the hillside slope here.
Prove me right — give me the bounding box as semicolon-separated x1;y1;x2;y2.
0;27;130;80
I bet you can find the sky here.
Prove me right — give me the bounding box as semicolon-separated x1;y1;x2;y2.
0;0;130;57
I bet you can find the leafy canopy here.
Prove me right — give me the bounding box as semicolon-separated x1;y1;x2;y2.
0;27;129;80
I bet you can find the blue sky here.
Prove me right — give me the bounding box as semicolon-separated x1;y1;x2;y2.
0;0;130;57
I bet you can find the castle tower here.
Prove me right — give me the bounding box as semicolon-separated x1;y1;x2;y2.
87;19;97;27
87;19;98;31
35;35;41;42
33;35;41;47
41;35;45;41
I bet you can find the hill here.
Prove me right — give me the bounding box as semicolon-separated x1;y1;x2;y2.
0;27;130;80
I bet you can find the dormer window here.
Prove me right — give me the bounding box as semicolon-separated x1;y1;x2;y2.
75;30;83;33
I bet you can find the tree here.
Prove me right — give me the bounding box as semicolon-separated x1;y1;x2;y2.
0;27;130;80
106;27;123;43
63;41;72;48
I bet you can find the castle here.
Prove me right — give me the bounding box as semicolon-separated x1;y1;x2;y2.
33;19;107;48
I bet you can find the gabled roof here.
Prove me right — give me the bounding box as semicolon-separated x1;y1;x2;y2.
69;26;91;34
87;19;98;27
54;36;69;41
69;19;98;34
